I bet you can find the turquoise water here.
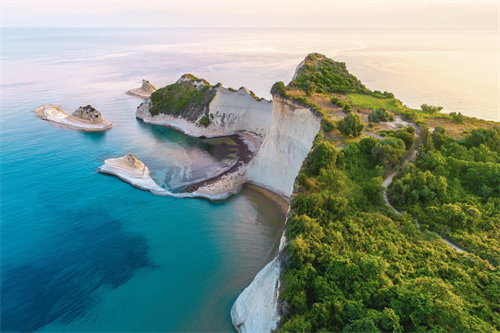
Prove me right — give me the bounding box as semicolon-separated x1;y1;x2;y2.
1;27;497;332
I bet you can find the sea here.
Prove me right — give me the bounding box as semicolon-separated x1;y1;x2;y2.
1;27;498;332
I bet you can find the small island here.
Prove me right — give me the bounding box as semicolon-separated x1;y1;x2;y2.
97;153;165;193
34;104;113;131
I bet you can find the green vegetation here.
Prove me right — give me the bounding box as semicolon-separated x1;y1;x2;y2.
281;134;499;332
269;53;500;332
421;104;443;114
337;111;365;137
371;137;406;167
388;127;500;265
290;53;393;99
368;108;395;123
150;75;216;122
199;116;211;127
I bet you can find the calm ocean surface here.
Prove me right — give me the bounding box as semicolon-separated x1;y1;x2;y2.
1;28;497;332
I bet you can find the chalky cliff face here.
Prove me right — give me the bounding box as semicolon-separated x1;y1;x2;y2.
246;95;322;199
136;75;273;138
135;74;322;201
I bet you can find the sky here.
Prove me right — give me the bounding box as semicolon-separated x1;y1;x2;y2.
2;0;498;27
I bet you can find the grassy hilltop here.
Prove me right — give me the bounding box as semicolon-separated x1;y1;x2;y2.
276;53;499;332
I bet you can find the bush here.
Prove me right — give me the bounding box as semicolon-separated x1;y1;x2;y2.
450;112;465;124
395;131;415;150
336;100;345;108
406;126;416;134
307;142;339;174
420;104;443;114
368;108;395;123
337;111;366;137
199;116;211;127
343;104;352;112
331;97;341;104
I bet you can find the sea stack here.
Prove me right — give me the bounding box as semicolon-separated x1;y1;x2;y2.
34;104;113;131
127;79;157;99
97;153;165;193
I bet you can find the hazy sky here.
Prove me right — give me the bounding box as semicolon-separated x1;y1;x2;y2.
2;0;498;27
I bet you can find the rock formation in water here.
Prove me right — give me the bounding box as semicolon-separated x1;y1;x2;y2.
72;105;107;123
98;153;165;193
127;79;157;99
34;104;113;131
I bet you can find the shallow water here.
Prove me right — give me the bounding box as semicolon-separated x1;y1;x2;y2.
1;27;497;332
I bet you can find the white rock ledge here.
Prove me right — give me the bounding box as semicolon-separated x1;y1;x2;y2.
98;154;246;201
34;104;113;132
98;154;166;193
231;257;280;333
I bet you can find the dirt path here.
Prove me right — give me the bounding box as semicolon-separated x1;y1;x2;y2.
382;129;465;253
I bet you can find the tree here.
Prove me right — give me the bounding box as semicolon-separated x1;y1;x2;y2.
371;137;406;167
337;111;366;137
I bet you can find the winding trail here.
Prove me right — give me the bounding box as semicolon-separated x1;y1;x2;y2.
382;126;465;253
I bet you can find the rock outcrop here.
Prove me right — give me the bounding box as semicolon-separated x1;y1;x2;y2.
127;79;157;99
72;105;107;123
34;104;113;131
98;153;165;193
231;257;280;333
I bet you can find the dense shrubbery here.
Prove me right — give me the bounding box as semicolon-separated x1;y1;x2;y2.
290;53;395;99
337;112;365;137
150;76;214;118
371;137;406;167
368;108;395;123
388;127;500;265
281;135;499;332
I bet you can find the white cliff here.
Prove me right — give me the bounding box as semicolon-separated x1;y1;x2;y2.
34;104;113;131
127;79;157;99
231;257;281;333
137;85;272;139
245;95;322;199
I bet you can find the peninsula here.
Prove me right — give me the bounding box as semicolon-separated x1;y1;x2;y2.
119;53;498;332
34;104;113;131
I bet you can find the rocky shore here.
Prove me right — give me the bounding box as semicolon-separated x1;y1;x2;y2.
34;104;113;131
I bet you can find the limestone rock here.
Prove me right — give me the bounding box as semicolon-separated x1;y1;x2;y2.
71;105;107;123
141;79;156;94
